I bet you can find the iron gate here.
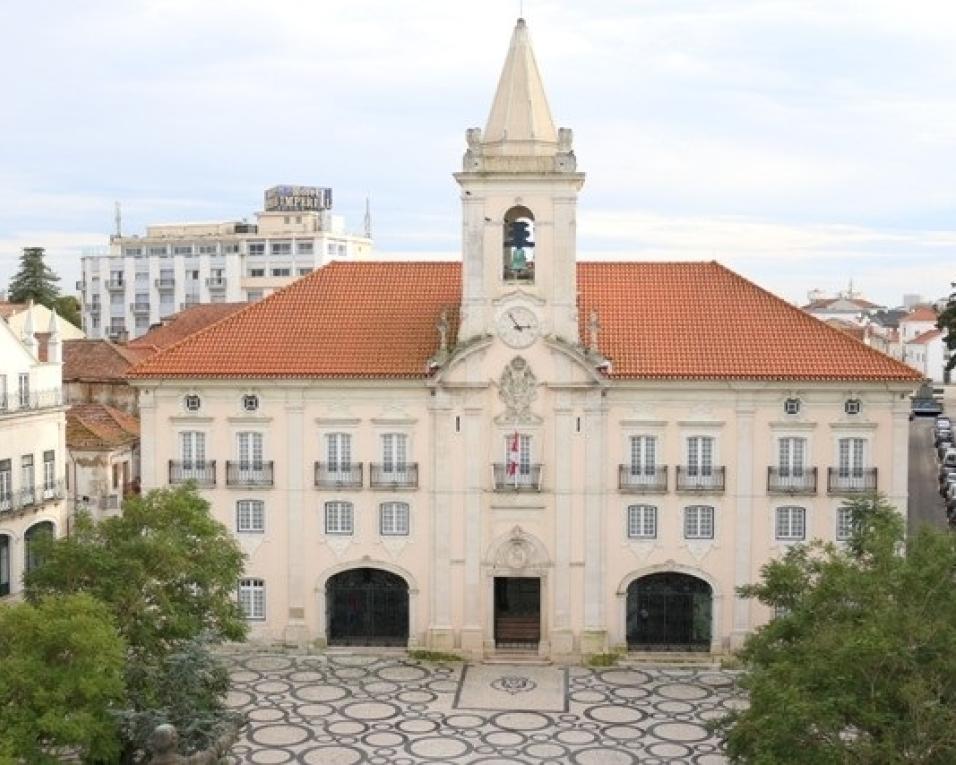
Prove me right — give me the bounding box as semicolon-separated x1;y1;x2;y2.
327;568;409;647
627;572;712;651
494;577;540;649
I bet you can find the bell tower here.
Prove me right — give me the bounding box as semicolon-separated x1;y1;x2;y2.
455;18;585;346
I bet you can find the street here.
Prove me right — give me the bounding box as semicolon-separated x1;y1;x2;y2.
908;416;948;535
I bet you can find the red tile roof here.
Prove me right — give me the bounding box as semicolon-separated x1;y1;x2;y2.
128;261;921;382
802;296;881;311
64;339;151;382
0;301;26;320
128;303;248;352
909;328;943;345
67;403;139;450
899;306;938;323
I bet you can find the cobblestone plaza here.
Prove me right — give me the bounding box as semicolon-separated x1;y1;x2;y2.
224;653;744;764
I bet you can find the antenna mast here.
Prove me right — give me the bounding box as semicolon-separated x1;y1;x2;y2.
363;195;372;239
114;201;122;238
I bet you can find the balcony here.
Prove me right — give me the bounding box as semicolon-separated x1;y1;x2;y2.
0;482;64;515
168;460;216;487
205;277;227;290
676;466;726;493
369;463;419;490
130;301;151;314
226;461;274;487
827;468;877;495
767;467;818;495
618;465;668;493
493;463;543;492
106;278;125;291
89;304;101;315
314;462;363;489
155;277;175;290
180;296;200;310
0;388;63;415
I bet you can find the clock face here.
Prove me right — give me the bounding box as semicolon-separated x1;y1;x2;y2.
496;306;540;348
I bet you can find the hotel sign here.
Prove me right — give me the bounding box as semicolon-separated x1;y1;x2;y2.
264;185;333;212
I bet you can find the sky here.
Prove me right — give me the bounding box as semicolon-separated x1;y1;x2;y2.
0;0;954;307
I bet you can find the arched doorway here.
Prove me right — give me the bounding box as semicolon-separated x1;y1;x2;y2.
0;535;10;596
326;568;409;647
626;572;712;652
24;521;54;576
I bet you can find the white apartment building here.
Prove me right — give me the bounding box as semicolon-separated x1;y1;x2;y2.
0;311;68;599
80;186;373;340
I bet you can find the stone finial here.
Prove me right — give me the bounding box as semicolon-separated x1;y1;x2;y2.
558;128;573;152
47;305;62;364
587;309;601;354
436;309;450;353
21;303;38;357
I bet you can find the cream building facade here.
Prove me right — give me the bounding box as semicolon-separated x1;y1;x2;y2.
0;311;68;599
130;20;920;659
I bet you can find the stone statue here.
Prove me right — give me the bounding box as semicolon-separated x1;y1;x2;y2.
466;127;482;149
147;723;239;765
587;309;601;354
436;309;450;352
557;127;573;152
464;127;483;170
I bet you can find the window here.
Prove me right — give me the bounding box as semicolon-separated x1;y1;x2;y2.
629;435;657;475
380;502;410;535
271;268;291;277
836;507;854;541
21;454;34;497
297;267;313;276
248;242;265;255
845;399;862;415
249;268;265;277
237;432;264;469
147;246;168;256
0;460;11;512
784;398;801;415
777;437;806;477
246;290;263;302
838;437;865;477
684;505;715;539
325;501;354;534
237;578;265;620
110;292;124;306
198;244;218;255
124;247;142;257
271;241;292;255
326;433;352;472
237;500;265;533
241;394;259;413
223;243;240;254
775;506;806;541
184;394;201;412
135;291;148;304
180;431;206;468
382;433;408;473
18;373;29;408
24;522;53;574
627;504;657;539
135;315;149;329
42;450;56;497
297;241;314;254
0;535;9;596
0;376;5;411
686;436;714;477
173;245;193;255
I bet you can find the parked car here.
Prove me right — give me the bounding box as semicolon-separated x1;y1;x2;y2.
944;474;956;498
937;415;952;431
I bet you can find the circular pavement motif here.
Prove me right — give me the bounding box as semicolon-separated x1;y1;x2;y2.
248;724;310;747
598;669;652;685
648;721;711;743
656;682;710;701
407;736;471;760
340;701;400;721
585;704;645;724
572;746;636;764
299;745;364;765
491;711;552;731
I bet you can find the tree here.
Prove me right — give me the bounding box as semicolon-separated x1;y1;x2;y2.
0;594;126;764
938;282;956;373
7;246;60;307
717;495;956;763
54;294;82;328
25;485;248;656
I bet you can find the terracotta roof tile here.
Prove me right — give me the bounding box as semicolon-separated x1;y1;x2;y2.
128;303;248;351
67;403;139;450
64;339;151;381
0;301;26;320
899;306;938;323
909;328;943;345
128;261;921;383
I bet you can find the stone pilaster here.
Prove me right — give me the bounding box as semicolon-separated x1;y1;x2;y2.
283;396;308;646
427;391;455;649
460;405;485;656
581;392;608;653
551;394;574;656
731;399;755;650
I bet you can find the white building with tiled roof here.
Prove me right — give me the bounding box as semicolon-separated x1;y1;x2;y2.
130;19;920;659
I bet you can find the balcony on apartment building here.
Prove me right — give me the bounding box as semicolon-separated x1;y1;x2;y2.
618;465;668;493
180;295;201;310
129;301;151;315
492;463;543;492
168;460;217;487
827;468;878;494
106;278;125;291
676;466;726;493
226;461;275;487
205;276;227;290
0;388;63;415
369;463;419;490
0;481;65;515
767;467;818;495
314;462;363;489
155;277;176;290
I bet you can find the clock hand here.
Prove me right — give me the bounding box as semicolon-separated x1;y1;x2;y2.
508;311;523;331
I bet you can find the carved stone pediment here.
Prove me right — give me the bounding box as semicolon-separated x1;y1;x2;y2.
486;525;551;575
495;357;542;425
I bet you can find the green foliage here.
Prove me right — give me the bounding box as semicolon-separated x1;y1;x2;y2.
938;284;956;372
117;633;241;759
407;649;463;662
585;652;620;667
54;294;82;328
717;494;956;763
0;594;126;763
7;246;60;307
25;485;248;656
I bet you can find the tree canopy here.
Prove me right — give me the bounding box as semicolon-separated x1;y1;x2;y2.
53;294;82;328
0;594;126;764
938;282;956;372
718;495;956;763
7;246;60;307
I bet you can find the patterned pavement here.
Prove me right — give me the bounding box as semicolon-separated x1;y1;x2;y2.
223;652;744;764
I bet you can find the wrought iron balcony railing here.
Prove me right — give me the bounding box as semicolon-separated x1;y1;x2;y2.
226;461;274;487
130;301;151;314
0;481;64;515
0;388;63;414
767;467;818;494
492;463;543;492
168;460;216;486
106;278;125;290
154;278;175;290
205;277;227;289
369;463;419;489
676;466;726;493
827;467;877;494
618;465;668;493
314;462;363;489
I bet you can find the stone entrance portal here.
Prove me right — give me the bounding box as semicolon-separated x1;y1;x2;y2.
493;577;540;650
626;572;712;652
